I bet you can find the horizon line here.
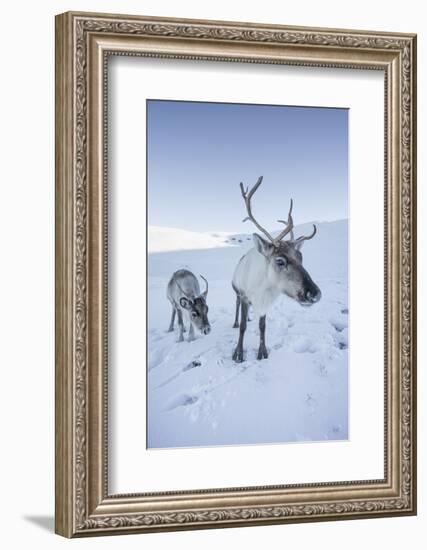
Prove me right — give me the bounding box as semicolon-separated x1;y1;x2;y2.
148;217;349;235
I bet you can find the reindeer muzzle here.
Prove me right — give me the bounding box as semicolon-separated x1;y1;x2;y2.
299;287;321;306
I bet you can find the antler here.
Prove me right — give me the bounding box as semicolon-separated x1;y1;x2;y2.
240;176;294;246
278;218;317;245
273;198;294;244
277;214;294;240
199;274;208;298
293;224;317;245
240;176;276;244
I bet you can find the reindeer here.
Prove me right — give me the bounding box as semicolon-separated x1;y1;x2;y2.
232;176;321;362
167;269;211;342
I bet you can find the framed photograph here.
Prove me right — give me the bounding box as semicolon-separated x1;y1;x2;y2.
55;11;417;537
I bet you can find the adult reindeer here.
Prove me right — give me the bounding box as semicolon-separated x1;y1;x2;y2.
232;176;321;362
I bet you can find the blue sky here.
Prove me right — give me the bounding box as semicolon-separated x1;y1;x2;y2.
147;100;348;233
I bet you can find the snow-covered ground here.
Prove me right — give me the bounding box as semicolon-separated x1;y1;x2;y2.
147;220;348;449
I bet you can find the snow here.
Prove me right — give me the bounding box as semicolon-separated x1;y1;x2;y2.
148;225;230;253
147;220;348;448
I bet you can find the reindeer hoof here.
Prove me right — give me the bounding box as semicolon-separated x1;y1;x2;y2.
257;345;268;360
232;347;244;363
232;322;239;328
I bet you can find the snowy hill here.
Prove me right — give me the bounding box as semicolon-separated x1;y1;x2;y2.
148;219;348;280
147;219;348;449
148;225;231;253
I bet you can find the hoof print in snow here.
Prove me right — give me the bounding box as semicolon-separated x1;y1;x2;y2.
318;364;328;377
338;342;348;350
183;360;202;371
305;393;317;414
166;393;199;411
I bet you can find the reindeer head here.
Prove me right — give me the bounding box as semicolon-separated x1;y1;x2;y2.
240;176;321;307
179;276;211;334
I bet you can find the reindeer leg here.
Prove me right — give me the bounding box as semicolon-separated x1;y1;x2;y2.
232;300;248;363
167;307;176;332
247;306;253;322
177;309;185;342
257;315;268;360
188;323;195;342
233;294;241;328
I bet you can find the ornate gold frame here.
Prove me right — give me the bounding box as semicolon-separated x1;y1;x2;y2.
55;11;417;537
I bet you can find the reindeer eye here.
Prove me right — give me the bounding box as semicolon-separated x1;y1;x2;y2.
191;311;198;318
275;257;287;268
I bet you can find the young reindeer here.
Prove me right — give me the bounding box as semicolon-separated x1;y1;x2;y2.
167;269;211;342
232;176;321;362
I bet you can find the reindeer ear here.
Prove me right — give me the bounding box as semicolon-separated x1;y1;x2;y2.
253;233;274;257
